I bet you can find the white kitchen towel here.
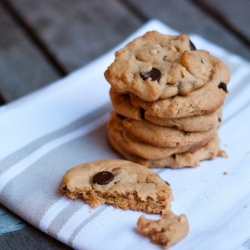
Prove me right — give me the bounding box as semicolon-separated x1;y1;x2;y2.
0;19;250;250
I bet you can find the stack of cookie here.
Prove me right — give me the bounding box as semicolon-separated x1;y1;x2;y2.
104;31;230;168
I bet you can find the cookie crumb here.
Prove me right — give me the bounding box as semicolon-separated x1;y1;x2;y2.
223;172;228;175
137;210;189;249
219;150;228;157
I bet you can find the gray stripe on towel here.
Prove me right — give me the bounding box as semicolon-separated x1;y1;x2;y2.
0;123;120;229
67;205;108;247
0;102;112;175
47;200;86;238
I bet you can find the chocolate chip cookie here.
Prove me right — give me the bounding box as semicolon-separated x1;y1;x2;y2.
109;118;225;168
110;88;222;132
144;108;222;132
105;31;215;102
121;113;219;147
108;113;214;160
61;159;172;213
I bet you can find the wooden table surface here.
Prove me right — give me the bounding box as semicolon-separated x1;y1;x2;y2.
0;0;249;249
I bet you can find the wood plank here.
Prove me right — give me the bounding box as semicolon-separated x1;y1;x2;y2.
0;3;60;102
0;226;71;250
194;0;250;41
0;93;6;106
124;0;250;61
7;0;143;72
0;205;27;235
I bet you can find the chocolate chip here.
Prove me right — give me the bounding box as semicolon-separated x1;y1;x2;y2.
92;171;114;185
61;185;68;192
140;108;145;119
218;118;222;122
165;181;170;186
177;82;182;89
189;40;196;50
140;71;150;80
116;113;126;120
150;68;162;81
218;82;228;93
140;68;161;81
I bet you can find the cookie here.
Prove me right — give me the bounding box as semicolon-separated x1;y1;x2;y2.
129;53;230;118
105;31;214;101
146;133;227;168
110;88;222;132
108;124;225;168
61;159;172;213
108;114;214;160
145;107;222;132
121;114;219;147
137;210;189;249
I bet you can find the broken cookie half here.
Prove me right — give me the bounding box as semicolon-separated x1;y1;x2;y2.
61;159;172;213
